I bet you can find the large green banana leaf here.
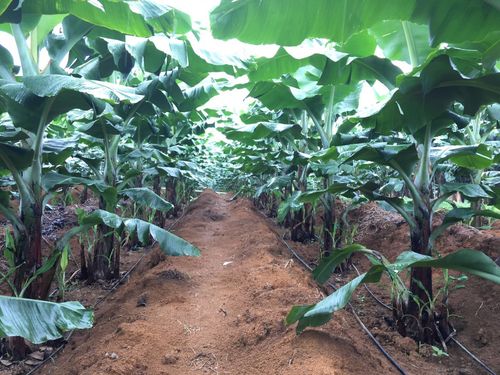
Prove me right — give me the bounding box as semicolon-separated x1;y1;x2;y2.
45;15;93;66
23;75;143;104
0;44;14;80
121;188;173;212
0;143;33;170
248;46;401;89
360;54;500;140
432;144;494;169
82;210;201;257
210;0;415;46
10;0;191;37
430;208;500;245
287;247;500;333
369;20;432;65
439;183;491;200
346;143;419;176
412;0;500;47
210;0;500;47
175;80;219;112
0;75;142;133
248;81;308;110
223;122;303;142
0;296;93;344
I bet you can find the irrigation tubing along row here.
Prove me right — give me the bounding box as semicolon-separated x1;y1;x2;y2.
26;208;191;375
276;234;408;375
351;261;497;375
248;206;408;374
26;196;496;375
352;264;392;310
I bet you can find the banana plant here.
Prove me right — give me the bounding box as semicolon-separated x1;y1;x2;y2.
0;0;194;285
287;246;500;335
0;56;139;361
0;1;200;357
211;0;500;345
229;39;402;255
43;31;224;279
296;52;500;343
0;73;147;293
443;106;500;227
44;110;183;280
223;106;308;231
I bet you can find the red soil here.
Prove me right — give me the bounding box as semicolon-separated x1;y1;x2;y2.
38;191;403;375
1;190;498;374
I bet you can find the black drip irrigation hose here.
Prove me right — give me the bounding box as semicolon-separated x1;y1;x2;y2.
352;264;393;311
25;197;496;375
25;253;147;375
351;261;498;375
277;235;408;375
450;337;497;375
25;210;189;375
227;190;242;202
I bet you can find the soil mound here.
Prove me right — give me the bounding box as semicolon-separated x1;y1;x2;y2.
39;190;401;375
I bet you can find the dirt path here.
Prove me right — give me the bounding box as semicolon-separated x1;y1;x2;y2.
40;190;401;375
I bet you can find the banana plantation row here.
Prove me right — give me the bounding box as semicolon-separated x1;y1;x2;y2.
0;0;499;369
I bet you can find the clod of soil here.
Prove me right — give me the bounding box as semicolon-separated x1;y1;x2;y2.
156;269;187;280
